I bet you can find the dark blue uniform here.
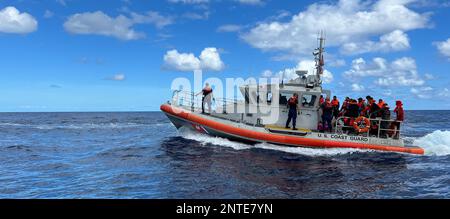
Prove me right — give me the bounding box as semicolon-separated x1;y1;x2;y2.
285;96;298;129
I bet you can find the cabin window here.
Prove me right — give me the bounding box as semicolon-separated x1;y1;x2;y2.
244;87;249;104
279;93;290;105
301;94;317;108
267;92;272;104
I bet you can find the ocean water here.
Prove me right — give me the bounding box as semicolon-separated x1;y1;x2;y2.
0;111;449;198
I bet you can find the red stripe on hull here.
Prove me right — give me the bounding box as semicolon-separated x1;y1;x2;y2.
161;104;424;155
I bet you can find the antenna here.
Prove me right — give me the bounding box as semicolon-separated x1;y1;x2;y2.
313;30;325;85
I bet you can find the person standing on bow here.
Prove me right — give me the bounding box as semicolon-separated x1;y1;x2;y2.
196;82;214;114
285;93;299;130
392;100;404;138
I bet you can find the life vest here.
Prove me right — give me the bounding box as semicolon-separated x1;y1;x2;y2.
331;99;339;107
202;87;212;96
288;96;298;106
358;100;365;109
394;106;404;121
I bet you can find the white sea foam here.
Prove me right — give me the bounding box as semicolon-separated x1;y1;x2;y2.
253;143;367;157
178;128;251;150
178;128;365;156
413;130;450;156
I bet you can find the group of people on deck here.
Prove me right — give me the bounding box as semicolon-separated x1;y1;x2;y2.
286;93;404;138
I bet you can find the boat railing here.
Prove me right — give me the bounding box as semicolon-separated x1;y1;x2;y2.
172;90;242;113
334;116;403;139
171;90;270;127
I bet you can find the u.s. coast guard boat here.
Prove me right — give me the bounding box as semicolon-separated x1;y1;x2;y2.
160;36;424;155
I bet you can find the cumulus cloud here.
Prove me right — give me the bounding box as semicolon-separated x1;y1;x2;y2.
106;73;126;81
261;70;273;78
130;11;174;28
163;47;225;72
168;0;208;3
217;24;243;33
351;83;365;92
328;59;346;67
344;57;426;87
237;0;264;5
434;38;450;61
182;11;210;20
410;86;433;99
63;11;172;40
44;10;54;18
263;60;333;84
341;30;410;55
56;0;67;6
439;88;450;97
0;6;38;34
241;0;430;56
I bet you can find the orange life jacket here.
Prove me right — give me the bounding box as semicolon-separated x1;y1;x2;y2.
319;97;324;104
331;99;339;107
288;96;298;106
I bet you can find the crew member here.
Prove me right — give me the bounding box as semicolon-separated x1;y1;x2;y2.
357;97;366;115
341;97;350;111
366;96;381;118
380;103;391;138
378;99;385;108
321;97;333;133
319;95;324;105
393;100;404;139
196;83;214;114
346;99;359;118
331;96;340;119
285;93;299;130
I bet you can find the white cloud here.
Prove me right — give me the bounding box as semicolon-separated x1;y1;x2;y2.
261;70;273;78
217;24;243;32
424;73;434;80
434;38;450;60
168;0;208;3
267;60;333;84
351;83;365;91
237;0;264;5
106;73;126;81
163;47;225;72
182;11;210;20
241;0;430;56
56;0;67;6
410;86;433;99
199;48;225;71
0;6;38;34
344;57;425;87
164;50;200;71
44;10;54;18
341;30;410;55
130;11;174;28
439;88;450;97
64;11;172;40
328;59;346;67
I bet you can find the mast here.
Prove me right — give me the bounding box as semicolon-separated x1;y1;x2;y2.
314;31;325;84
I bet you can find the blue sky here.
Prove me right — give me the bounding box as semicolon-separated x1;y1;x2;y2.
0;0;450;111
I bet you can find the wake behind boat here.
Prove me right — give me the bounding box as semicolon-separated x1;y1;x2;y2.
161;35;424;155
